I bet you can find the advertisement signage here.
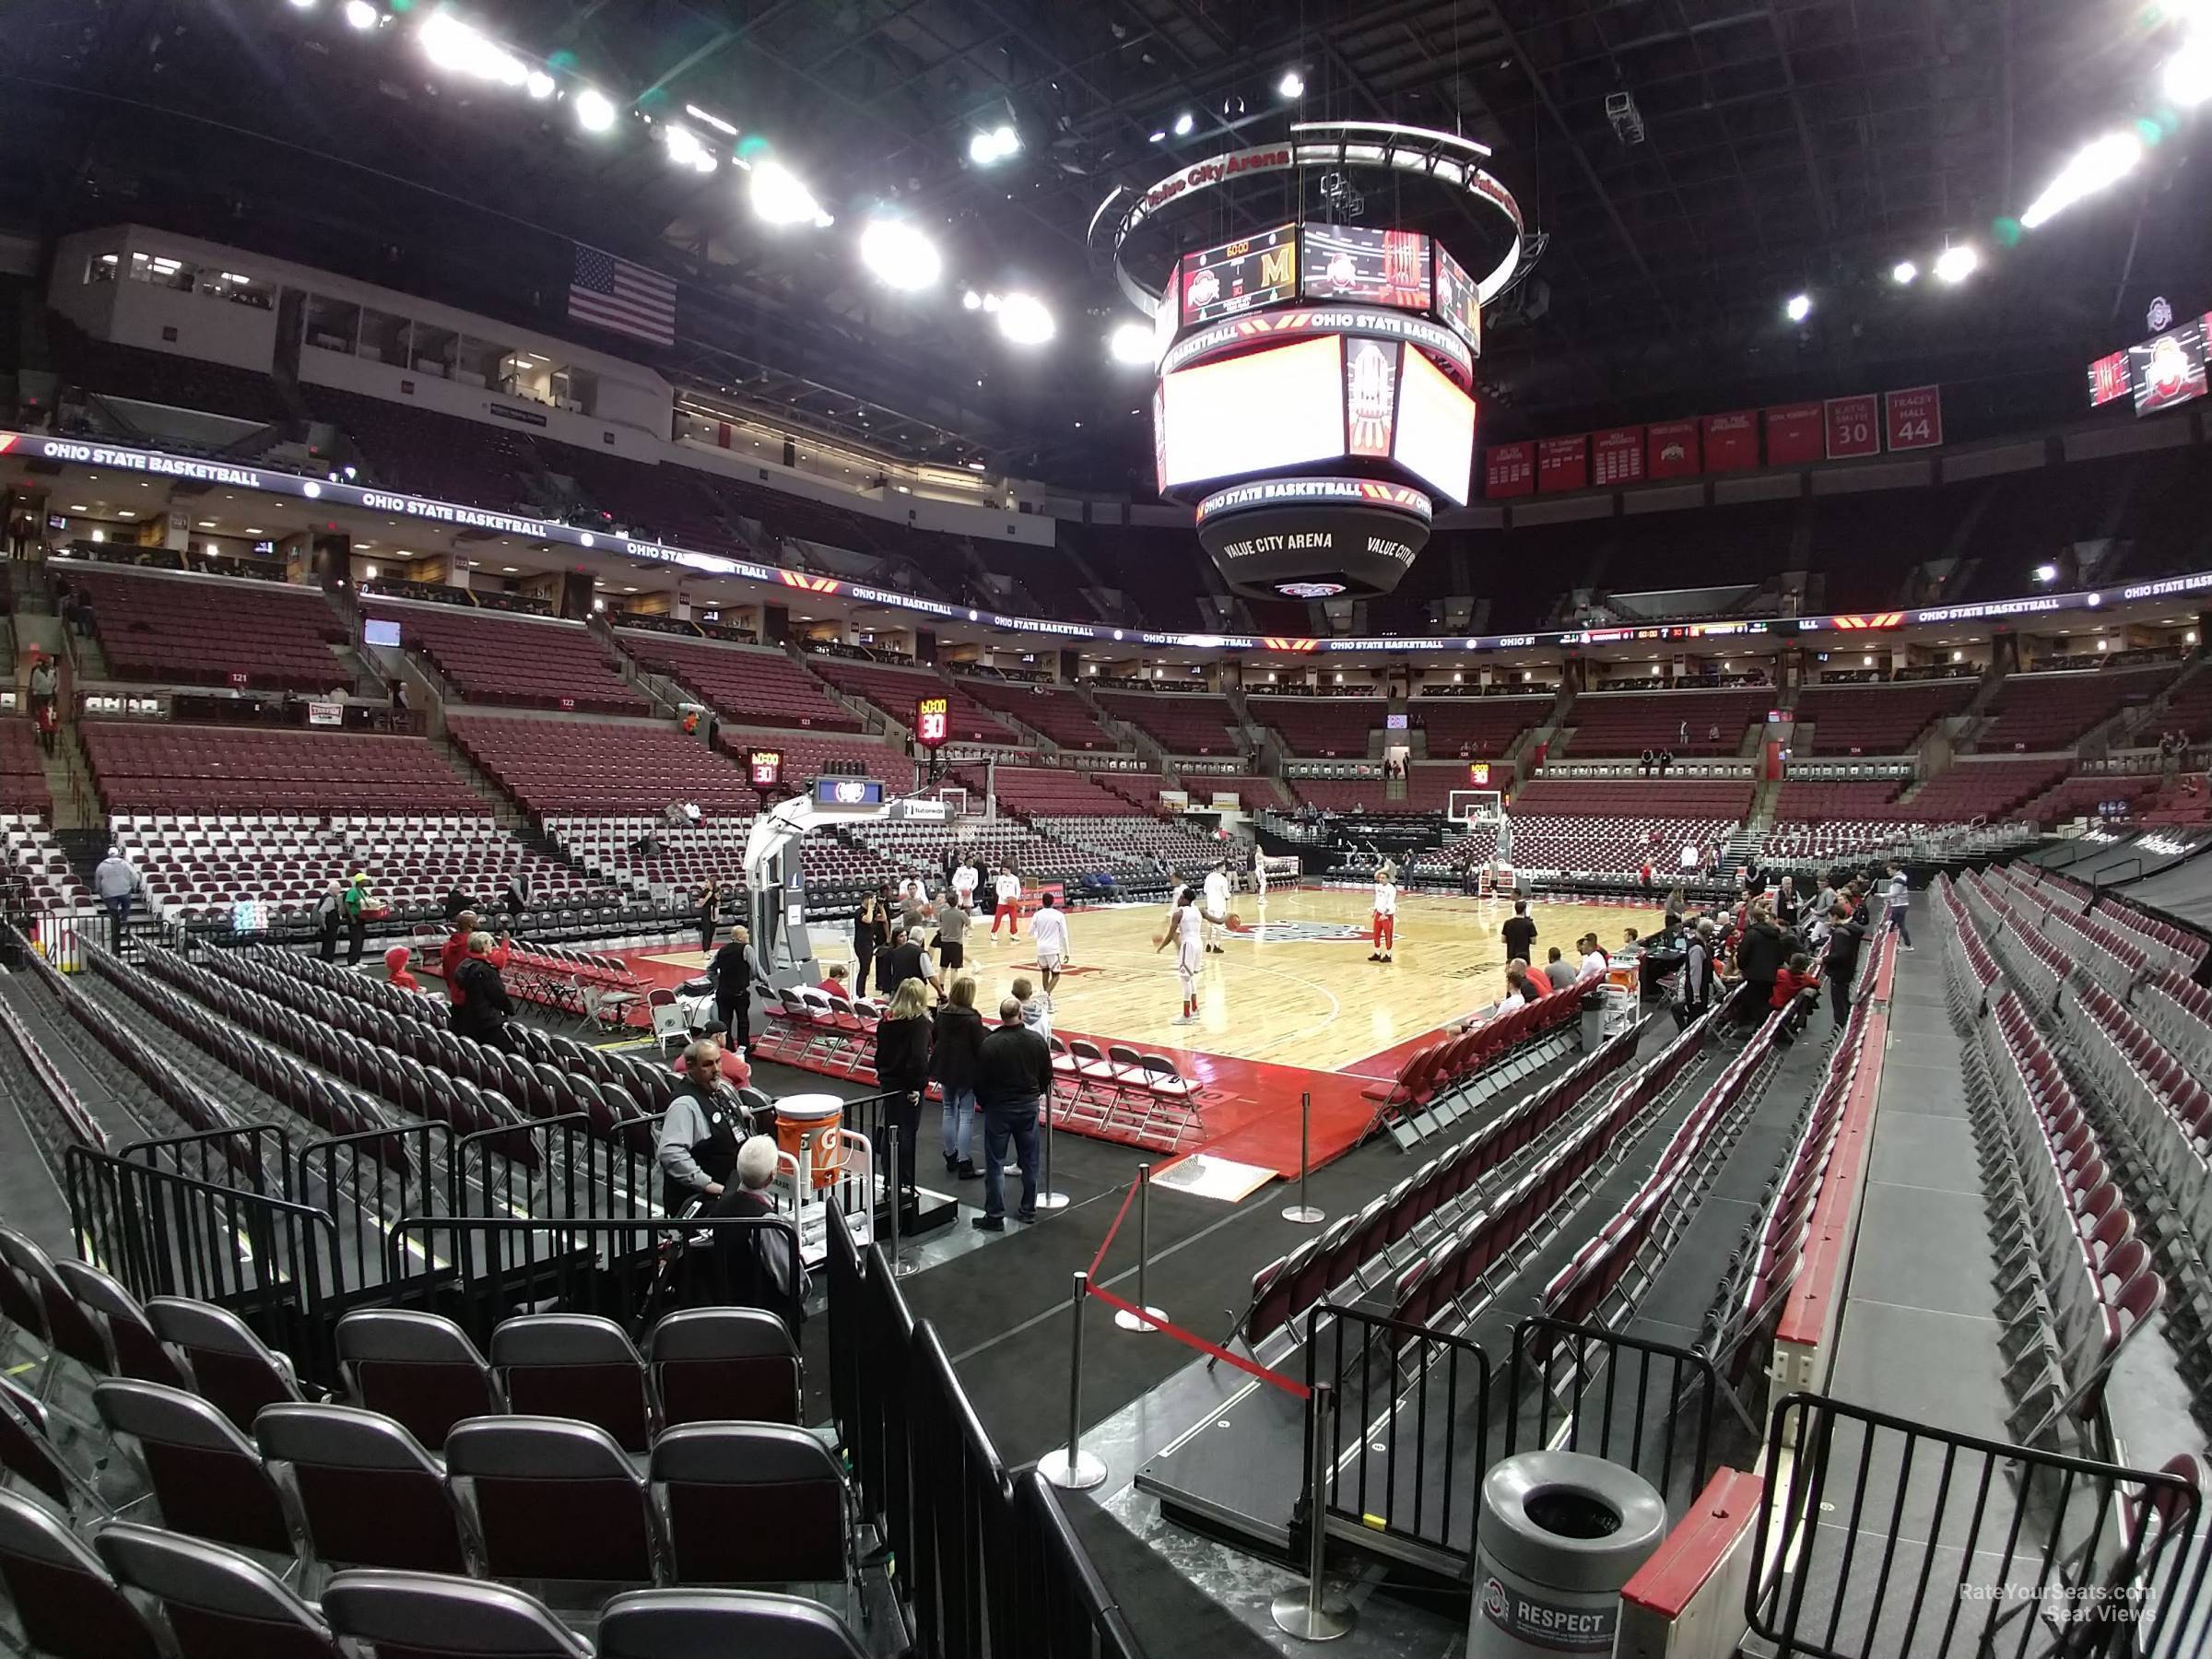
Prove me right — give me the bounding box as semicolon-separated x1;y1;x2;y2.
1702;410;1759;472
1764;403;1823;466
1883;384;1943;451
1179;223;1299;327
1823;394;1881;460
1484;441;1535;499
1645;418;1700;479
1300;223;1430;310
1591;428;1645;488
1535;434;1589;493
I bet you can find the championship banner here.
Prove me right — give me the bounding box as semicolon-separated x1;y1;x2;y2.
1764;403;1824;466
1535;434;1589;493
1823;394;1880;460
1646;418;1700;478
1701;410;1758;472
1883;384;1943;451
1591;427;1645;488
1484;441;1535;499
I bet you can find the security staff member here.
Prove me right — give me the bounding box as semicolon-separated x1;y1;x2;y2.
655;1039;752;1213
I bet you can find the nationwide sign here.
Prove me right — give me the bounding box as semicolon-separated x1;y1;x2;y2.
5;428;2199;658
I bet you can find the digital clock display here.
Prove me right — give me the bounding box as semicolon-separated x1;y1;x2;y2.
915;695;951;750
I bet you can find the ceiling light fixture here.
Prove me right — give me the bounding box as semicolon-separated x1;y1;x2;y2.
996;292;1055;346
1172;111;1194;135
684;104;738;136
573;88;617;133
342;0;377;29
1784;292;1812;323
660;124;719;173
860;218;942;289
1891;260;1918;285
2163;31;2212;107
524;69;554;100
2020;131;2143;229
1107;322;1152;364
968;124;1020;165
749;158;826;227
1277;69;1305;99
1934;243;1980;284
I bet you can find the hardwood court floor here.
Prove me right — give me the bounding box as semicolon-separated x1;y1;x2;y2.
649;888;1665;1074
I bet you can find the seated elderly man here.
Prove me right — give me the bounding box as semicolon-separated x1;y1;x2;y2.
707;1134;810;1329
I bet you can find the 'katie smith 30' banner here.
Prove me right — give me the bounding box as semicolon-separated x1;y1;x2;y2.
1485;384;1944;498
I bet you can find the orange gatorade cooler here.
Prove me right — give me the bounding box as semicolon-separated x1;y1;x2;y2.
774;1093;846;1189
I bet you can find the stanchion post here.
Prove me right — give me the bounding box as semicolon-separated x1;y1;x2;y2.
887;1100;919;1277
1037;1271;1106;1490
1282;1091;1324;1224
1113;1165;1168;1333
1039;1092;1069;1210
1271;1381;1355;1641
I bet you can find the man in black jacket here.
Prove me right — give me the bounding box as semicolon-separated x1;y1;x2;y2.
971;997;1052;1230
709;924;758;1057
709;1135;808;1331
1733;903;1788;1032
1821;904;1865;1024
450;932;515;1049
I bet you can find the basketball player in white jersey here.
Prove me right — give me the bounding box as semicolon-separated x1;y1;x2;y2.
1201;862;1231;953
952;859;979;913
1370;861;1398;963
991;867;1022;937
1029;890;1070;999
1254;853;1270;900
1154;888;1206;1025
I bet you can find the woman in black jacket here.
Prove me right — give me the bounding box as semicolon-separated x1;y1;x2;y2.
929;975;987;1179
695;877;724;957
451;935;515;1050
853;891;888;1002
873;978;934;1197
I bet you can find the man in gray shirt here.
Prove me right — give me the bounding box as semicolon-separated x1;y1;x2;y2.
933;888;970;972
655;1040;751;1213
93;846;141;953
1542;947;1579;992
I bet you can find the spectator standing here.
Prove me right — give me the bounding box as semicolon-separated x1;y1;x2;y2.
501;870;530;932
1883;862;1914;949
710;924;758;1058
1501;899;1537;965
930;975;987;1180
872;979;934;1198
26;652;57;714
93;845;141;953
854;889;888;998
882;924;938;1000
450;932;515;1048
33;699;56;757
1823;905;1865;1023
316;880;346;961
1679;920;1717;1029
1012;975;1053;1041
655;1039;748;1212
442;885;477;923
1734;903;1788;1031
694;878;724;958
342;872;378;966
971;995;1051;1230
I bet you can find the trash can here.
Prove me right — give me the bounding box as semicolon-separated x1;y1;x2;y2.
1468;1450;1667;1658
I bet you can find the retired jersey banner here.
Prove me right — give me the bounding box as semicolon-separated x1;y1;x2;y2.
1824;394;1881;459
1765;402;1824;466
1702;410;1759;472
1484;441;1535;498
1591;427;1645;487
1646;418;1700;478
1883;383;1944;451
1536;434;1589;493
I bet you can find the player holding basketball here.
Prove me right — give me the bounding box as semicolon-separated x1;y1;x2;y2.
1202;862;1231;954
991;867;1022;937
1030;890;1070;1000
953;857;979;913
1370;861;1398;963
1154;888;1206;1026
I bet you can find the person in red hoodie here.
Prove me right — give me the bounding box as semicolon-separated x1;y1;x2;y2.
383;945;420;993
439;911;510;1007
1771;951;1819;1040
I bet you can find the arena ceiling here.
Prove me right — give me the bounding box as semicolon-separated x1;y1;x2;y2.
2;0;2205;488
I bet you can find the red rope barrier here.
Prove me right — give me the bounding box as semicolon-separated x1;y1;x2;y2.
1087;1178;1141;1279
1086;1283;1312;1398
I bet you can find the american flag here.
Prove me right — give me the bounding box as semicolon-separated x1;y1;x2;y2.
568;243;677;347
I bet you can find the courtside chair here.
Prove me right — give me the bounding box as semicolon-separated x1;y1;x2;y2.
0;1487;164;1659
253;1404;475;1579
95;1523;344;1659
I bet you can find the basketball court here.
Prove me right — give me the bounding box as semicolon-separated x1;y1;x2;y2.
623;886;1665;1175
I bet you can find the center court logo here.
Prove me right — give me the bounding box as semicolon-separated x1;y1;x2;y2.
1226;919;1372;943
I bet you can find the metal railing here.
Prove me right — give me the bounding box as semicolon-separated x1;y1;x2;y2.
1305;1302;1490;1577
824;1199;1139;1659
1748;1392;2209;1659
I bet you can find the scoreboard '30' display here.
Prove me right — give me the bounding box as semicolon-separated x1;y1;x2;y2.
915;695;951;749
